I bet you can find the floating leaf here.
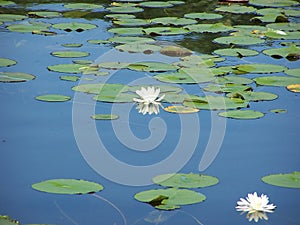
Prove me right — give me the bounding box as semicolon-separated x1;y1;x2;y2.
62;43;83;48
285;68;300;77
0;1;15;6
0;215;19;225
270;108;287;113
214;48;259;57
48;63;84;73
214;76;253;85
87;39;110;44
254;76;300;86
227;91;278;101
60;75;80;82
215;5;257;14
108;27;144;35
286;84;300;92
185;23;235;33
267;23;300;31
32;179;104;194
214;36;265;45
91;114;119;120
138;1;173;8
234;64;287;74
73;60;93;65
28;11;61;18
129;85;182;94
249;0;298;7
32;30;57;36
160;45;192;57
134;188;206;210
127;62;178;72
0;58;16;67
51;51;89;58
113;18;151;26
64;3;103;10
0;72;35;82
162;93;199;103
7;21;51;33
204;83;252;93
93;92;137;103
262;172;300;188
153;173;219;188
109;36;154;44
263;45;300;60
183;95;248;110
0;14;27;22
72;83;130;95
152;17;197;26
184;12;223;20
98;62;129;70
35;94;71;102
116;43;161;53
219;110;264;119
251;13;288;23
265;30;300;40
106;6;144;13
52;22;97;32
164;105;199;114
105;13;136;19
143;27;189;36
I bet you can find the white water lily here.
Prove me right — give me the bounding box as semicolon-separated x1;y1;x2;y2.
133;86;165;115
236;192;276;222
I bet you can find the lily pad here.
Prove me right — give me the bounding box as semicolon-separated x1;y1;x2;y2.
227;91;278;101
98;62;129;70
142;27;189;36
60;75;80;82
113;18;151;26
0;72;35;82
162;93;199;103
105;13;136;19
62;43;83;48
64;3;103;10
265;30;300;40
251;13;288;23
219;110;264;119
152;17;197;26
0;215;19;225
35;94;71;102
109;36;154;44
0;58;16;67
262;171;300;188
116;43;161;54
0;14;27;22
214;76;253;85
234;64;287;74
254;76;300;86
52;22;97;32
28;11;62;18
138;1;173;8
263;45;300;60
285;68;300;77
108;27;144;35
91;114;119;120
134;188;206;210
214;36;265;45
215;5;257;14
185;23;235;33
183;95;248;110
72;83;130;95
204;83;252;93
184;12;223;20
106;6;144;13
87;39;110;45
7;21;51;33
51;51;89;58
48;63;84;73
286;84;300;92
32;179;104;194
249;0;299;7
93;92;137;103
128;62;178;72
214;48;259;57
128;85;182;93
270;108;287;113
160;45;192;57
0;1;15;6
164;105;199;114
153;173;219;188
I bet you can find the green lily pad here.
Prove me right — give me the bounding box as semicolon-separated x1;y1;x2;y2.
98;62;129;70
270;108;287;113
143;27;189;36
128;85;182;93
267;23;300;31
219;110;264;119
251;13;288;23
105;13;136;19
64;3;103;10
28;11;62;18
72;83;130;95
0;215;19;225
285;68;300;77
106;6;144;13
48;63;84;73
73;60;93;65
60;75;80;82
265;30;300;40
62;43;83;48
214;48;259;57
234;64;287;74
128;62;178;72
7;21;51;33
35;94;71;102
184;12;223;20
0;1;15;6
32;30;57;36
93;92;137;103
286;84;300;92
214;36;265;45
249;0;299;7
204;83;252;93
227;91;278;101
0;72;35;82
162;93;199;103
108;27;144;35
0;58;17;67
109;36;154;44
152;17;197;26
254;76;300;86
262;171;300;188
116;43;161;53
51;51;89;58
215;5;257;14
91;114;119;120
183;95;248;110
185;23;235;33
0;14;27;22
164;105;199;114
113;18;151;26
138;1;173;7
52;22;97;32
87;39;110;45
153;173;219;188
214;76;253;85
32;179;104;194
134;188;206;210
263;45;300;60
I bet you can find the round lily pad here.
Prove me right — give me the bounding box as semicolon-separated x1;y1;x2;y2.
218;110;264;119
52;22;97;32
72;83;130;95
204;84;252;93
262;171;300;188
138;1;173;7
214;48;259;57
152;17;197;26
0;14;27;22
164;105;199;114
35;94;71;102
106;6;144;13
91;114;119;120
227;91;278;101
214;76;253;85
142;27;189;36
249;0;298;7
108;27;144;35
109;36;154;44
113;18;151;26
270;108;287;113
64;3;103;10
0;58;17;67
7;21;51;33
134;188;206;210
32;179;104;194
61;43;83;48
0;1;15;6
127;62;178;72
98;62;129;70
0;215;19;225
51;51;89;58
0;72;35;82
285;68;300;77
263;45;300;60
116;43;161;53
60;75;80;82
214;36;265;45
93;92;137;103
48;63;84;73
234;64;287;74
153;173;219;188
254;76;300;86
105;13;136;19
28;11;62;18
185;23;235;33
215;5;257;14
286;84;300;92
184;12;223;20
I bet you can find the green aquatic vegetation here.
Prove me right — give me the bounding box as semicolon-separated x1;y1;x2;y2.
63;3;103;10
106;6;144;13
0;58;16;67
285;68;300;77
72;83;130;95
0;72;35;82
184;12;223;20
218;110;264;120
52;22;97;32
138;1;174;8
113;18;151;26
93;92;138;103
251;13;288;23
73;60;93;65
109;36;155;44
0;14;27;22
151;17;197;26
262;171;300;188
254;76;300;86
142;27;189;36
0;1;15;6
116;43;161;53
28;11;62;18
87;39;110;45
35;94;71;102
108;27;144;35
97;62;129;69
262;45;300;60
185;23;235;33
214;48;259;57
227;91;278;101
162;93;199;103
215;5;257;14
0;215;19;225
214;76;253;85
128;84;182;93
266;23;300;31
91;114;119;120
7;21;51;33
203;83;252;93
127;62;178;72
61;43;83;48
249;0;299;7
163;105;199;114
234;63;287;74
152;173;219;188
48;63;85;73
60;75;80;82
213;35;265;45
265;30;300;40
51;51;89;58
105;13;136;19
270;109;287;113
32;179;104;194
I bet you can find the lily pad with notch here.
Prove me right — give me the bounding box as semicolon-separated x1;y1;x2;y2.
0;14;27;22
127;62;178;72
108;27;144;35
204;83;252;93
51;51;89;58
48;63;85;73
0;58;17;67
254;76;300;86
262;171;300;188
214;36;265;45
184;12;223;20
138;1;173;8
116;43;161;54
249;0;299;7
262;45;300;60
52;22;97;32
227;91;278;101
64;3;103;10
214;48;259;57
234;63;287;74
152;17;197;26
215;5;257;14
142;27;189;36
0;72;35;82
72;83;130;95
7;21;51;33
28;11;62;18
218;110;264;119
185;23;235;33
93;92;138;103
164;105;199;114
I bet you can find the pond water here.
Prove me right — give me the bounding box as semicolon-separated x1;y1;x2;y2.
0;0;300;225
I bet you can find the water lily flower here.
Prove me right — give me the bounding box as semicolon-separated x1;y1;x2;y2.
133;86;165;115
236;192;276;222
